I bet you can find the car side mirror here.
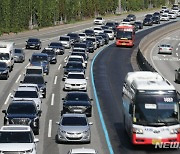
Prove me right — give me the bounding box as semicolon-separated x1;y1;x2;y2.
29;59;30;62
34;138;39;143
2;110;6;114
62;98;64;100
89;122;93;125
175;69;177;71
45;81;47;84
38;110;42;115
90;98;93;101
20;81;22;83
56;122;60;125
129;104;133;114
86;77;88;80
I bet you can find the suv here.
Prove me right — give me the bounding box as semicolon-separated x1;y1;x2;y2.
2;100;42;135
26;38;42;50
21;74;47;98
48;42;65;55
0;125;39;154
41;48;57;64
25;66;43;76
29;53;49;75
0;62;9;80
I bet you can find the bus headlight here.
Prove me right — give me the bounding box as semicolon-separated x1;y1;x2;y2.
170;128;180;134
133;127;144;134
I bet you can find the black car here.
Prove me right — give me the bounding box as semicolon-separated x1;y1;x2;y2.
134;21;143;29
26;38;41;50
67;33;80;45
84;29;95;37
145;14;153;19
105;22;116;32
0;62;9;80
21;74;47;98
126;14;136;21
2;100;42;135
63;61;85;80
175;68;180;83
41;48;57;64
101;25;109;30
48;42;65;55
97;33;109;44
152;16;160;24
29;53;49;75
153;12;160;18
143;18;153;26
13;48;25;63
73;43;88;52
62;92;93;117
82;40;94;53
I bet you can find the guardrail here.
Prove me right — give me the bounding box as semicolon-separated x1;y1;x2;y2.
137;21;180;71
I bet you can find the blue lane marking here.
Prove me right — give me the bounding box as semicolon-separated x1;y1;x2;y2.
90;42;114;154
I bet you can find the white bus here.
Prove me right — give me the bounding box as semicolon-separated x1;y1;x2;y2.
122;71;180;145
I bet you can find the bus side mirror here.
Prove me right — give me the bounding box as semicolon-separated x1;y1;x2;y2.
129;104;133;114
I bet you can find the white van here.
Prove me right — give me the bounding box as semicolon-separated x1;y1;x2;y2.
0;41;15;71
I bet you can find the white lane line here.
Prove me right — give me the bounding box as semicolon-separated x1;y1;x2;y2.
48;120;52;137
4;93;11;105
15;74;21;83
176;48;178;51
54;76;57;84
51;93;55;106
176;53;178;56
58;64;61;70
25;63;30;68
178;43;180;46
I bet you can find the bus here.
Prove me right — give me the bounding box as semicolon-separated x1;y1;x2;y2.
122;71;180;145
116;24;135;47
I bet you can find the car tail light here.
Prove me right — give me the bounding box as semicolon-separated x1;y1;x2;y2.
169;48;172;50
159;48;162;50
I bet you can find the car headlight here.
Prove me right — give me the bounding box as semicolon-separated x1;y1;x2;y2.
65;83;71;86
60;129;66;133
82;83;87;86
83;130;89;134
170;128;180;134
132;127;144;134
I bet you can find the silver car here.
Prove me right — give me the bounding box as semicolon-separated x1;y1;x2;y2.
158;44;173;54
68;148;98;154
56;114;92;143
13;48;25;63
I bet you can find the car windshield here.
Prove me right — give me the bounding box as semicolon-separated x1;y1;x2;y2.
104;30;112;33
106;22;114;26
50;42;62;46
66;63;83;69
69;58;83;63
62;117;87;126
79;34;85;36
74;44;86;48
134;94;179;126
66;93;89;101
162;15;168;17
85;30;93;33
0;132;33;143
73;49;86;53
68;33;78;37
42;50;55;55
31;55;48;62
86;38;95;42
26;69;42;75
0;53;10;60
23;76;44;84
96;17;102;20
28;39;38;42
14;49;22;54
60;37;69;41
0;62;7;68
68;74;85;79
14;91;38;98
8;103;36;114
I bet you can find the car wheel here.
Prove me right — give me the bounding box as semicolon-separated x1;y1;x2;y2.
46;72;49;75
43;93;46;98
55;135;63;144
5;74;9;80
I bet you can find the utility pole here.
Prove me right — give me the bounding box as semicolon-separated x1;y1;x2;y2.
118;0;121;14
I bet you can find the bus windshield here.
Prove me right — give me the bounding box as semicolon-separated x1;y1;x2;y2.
134;94;179;126
116;30;133;40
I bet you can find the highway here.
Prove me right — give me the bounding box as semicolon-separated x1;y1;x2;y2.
0;11;179;154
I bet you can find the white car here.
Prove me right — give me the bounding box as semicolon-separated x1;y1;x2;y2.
160;14;169;21
104;29;114;40
79;33;87;42
0;125;39;154
93;27;104;35
59;36;71;49
168;12;177;19
94;17;105;25
64;72;87;91
12;87;43;110
158;44;173;54
68;148;98;154
171;8;179;14
64;55;87;68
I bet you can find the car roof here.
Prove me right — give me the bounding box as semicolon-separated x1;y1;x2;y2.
62;113;86;118
68;72;84;75
24;74;43;77
70;148;97;153
32;53;48;56
11;100;36;104
0;125;31;132
26;65;43;69
19;83;39;87
17;87;37;91
66;91;88;95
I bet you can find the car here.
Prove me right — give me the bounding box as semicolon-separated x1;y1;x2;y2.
168;12;177;19
41;48;57;64
101;25;109;30
161;6;168;12
73;43;88;52
175;68;180;83
82;40;94;53
26;38;41;50
104;29;114;40
152;16;160;24
59;36;72;49
143;18;153;26
134;21;143;29
0;61;9;79
84;29;95;37
29;53;49;75
96;36;105;47
12;87;43;111
71;52;88;64
63;61;85;80
0;125;39;154
67;33;80;45
25;65;43;76
158;44;173;54
79;33;87;42
172;8;179;14
62;92;93;117
68;148;98;154
64;72;87;91
19;83;40;93
48;42;65;55
160;14;170;21
121;19;131;25
13;48;25;63
145;14;153;19
97;33;109;44
93;27;104;35
56;114;92;143
21;74;47;98
163;10;169;16
153;12;160;17
64;55;86;68
126;14;136;21
105;22;116;31
86;37;97;50
2;100;42;135
93;17;105;25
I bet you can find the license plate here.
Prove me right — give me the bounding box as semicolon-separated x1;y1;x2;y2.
74;109;82;112
152;139;161;145
122;43;126;45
